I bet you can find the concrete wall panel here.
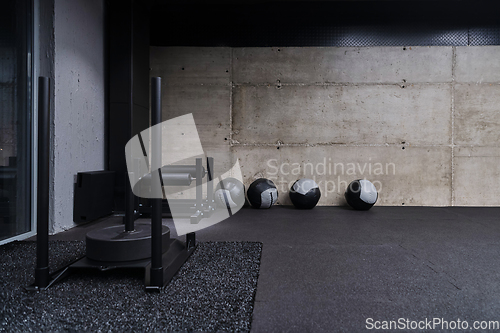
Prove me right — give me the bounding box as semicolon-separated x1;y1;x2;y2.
233;84;451;145
454;84;500;146
454;147;500;206
455;46;500;83
151;47;230;85
161;84;230;147
233;47;453;84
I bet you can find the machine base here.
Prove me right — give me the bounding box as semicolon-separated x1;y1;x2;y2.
26;233;196;291
86;222;170;262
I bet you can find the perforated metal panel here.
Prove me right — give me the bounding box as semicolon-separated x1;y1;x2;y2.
150;1;500;47
469;27;500;46
259;26;470;47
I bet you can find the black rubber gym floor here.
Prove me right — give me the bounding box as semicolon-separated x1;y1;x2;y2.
20;206;500;331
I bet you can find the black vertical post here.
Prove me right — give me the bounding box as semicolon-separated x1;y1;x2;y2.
108;0;150;212
207;157;214;206
35;76;50;289
150;77;163;287
124;182;135;231
196;158;202;208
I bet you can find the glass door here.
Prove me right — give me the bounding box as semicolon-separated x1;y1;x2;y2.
0;0;33;243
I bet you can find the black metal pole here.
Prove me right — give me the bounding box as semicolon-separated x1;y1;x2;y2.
124;181;135;231
150;77;163;287
35;76;50;289
196;158;202;208
207;157;214;206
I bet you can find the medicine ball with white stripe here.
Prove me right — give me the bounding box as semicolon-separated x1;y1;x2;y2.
289;178;321;209
345;179;378;210
247;178;278;209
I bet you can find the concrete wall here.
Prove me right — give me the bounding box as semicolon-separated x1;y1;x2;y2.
43;0;105;233
151;46;500;207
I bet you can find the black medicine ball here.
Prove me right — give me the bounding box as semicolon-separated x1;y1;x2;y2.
247;178;278;209
289;178;321;209
345;179;378;210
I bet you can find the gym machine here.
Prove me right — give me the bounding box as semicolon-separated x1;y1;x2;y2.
27;77;201;291
137;157;216;224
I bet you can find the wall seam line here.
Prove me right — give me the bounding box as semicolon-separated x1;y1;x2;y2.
229;47;234;147
451;46;456;206
231;143;458;148
232;82;454;87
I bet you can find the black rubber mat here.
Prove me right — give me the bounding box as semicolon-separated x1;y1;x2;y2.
0;240;262;332
23;207;500;331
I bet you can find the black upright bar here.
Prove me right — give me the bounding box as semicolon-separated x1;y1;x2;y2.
35;76;50;289
206;157;214;205
124;182;135;231
196;158;202;208
150;77;163;287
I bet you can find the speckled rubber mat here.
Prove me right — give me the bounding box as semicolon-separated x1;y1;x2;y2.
0;241;262;332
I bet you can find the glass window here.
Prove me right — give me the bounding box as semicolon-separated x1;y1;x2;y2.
0;0;33;242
